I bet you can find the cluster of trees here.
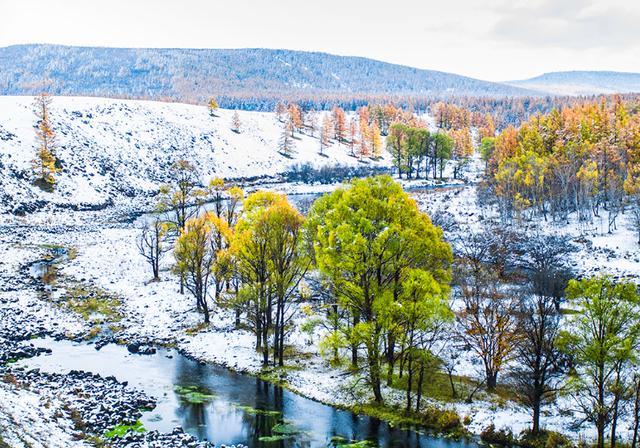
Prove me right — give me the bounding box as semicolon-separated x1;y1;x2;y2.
140;160;308;364
32;93;60;191
485;97;640;239
140;162;640;445
385;105;477;180
454;224;640;447
274;102;407;159
139;172;454;409
305;176;453;405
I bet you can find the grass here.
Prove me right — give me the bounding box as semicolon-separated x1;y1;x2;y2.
272;422;302;435
233;404;281;417
64;283;124;323
388;367;517;404
184;322;209;336
84;326;102;340
335;441;377;448
104;421;145;438
258;364;304;386
174;385;216;404
258;435;293;442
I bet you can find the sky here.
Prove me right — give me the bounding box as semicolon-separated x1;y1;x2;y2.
0;0;638;81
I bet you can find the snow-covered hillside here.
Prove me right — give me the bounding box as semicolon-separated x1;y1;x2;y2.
0;96;390;214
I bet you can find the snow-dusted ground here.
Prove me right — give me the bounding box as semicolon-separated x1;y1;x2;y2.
2;96;640;446
0;96;391;213
0;382;90;448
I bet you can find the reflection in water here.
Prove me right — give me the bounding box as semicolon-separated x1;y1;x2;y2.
18;338;478;448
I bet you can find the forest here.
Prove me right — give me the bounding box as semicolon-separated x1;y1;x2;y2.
123;95;640;448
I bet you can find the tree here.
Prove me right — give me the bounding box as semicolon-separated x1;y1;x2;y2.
208;97;219;116
279;121;296;156
510;233;573;434
480;137;496;172
511;292;564;434
320;115;332;155
264;200;309;366
455;228;521;391
233;191;306;366
157;160;206;294
332;106;347;142
174;213;231;324
433;133;454;179
288;103;303;134
137;217;169;281
231;111;241;133
559;276;640;448
306;175;452;402
386;123;408;177
395;270;452;412
32;93;59;191
370;122;383;159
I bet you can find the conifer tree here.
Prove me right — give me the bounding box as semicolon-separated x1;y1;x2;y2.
332;106;347;142
32;93;59;191
231;111;241;133
208;97;219;117
370;122;382;158
278;121;296;157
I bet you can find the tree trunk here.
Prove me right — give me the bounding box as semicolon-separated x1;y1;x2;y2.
416;361;425;412
405;354;413;412
486;370;497;391
368;343;383;403
532;399;541;435
386;333;396;386
351;315;359;369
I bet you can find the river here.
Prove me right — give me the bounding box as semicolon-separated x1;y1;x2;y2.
17;338;477;448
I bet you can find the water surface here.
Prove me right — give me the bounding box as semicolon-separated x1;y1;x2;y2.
18;338;477;448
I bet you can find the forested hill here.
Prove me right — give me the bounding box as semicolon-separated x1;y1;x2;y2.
508;71;640;96
0;44;537;108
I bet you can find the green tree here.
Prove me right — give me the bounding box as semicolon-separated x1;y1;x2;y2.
480;137;496;171
386;123;409;178
432;133;454;179
306;175;452;402
559;276;640;448
233;191;307;366
174;213;231;324
394;269;452;412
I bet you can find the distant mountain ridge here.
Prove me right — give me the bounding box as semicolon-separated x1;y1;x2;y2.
508;71;640;96
0;44;537;107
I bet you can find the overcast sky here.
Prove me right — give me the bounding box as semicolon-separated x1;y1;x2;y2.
0;0;638;81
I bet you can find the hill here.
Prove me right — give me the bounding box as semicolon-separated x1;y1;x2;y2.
0;96;389;214
0;45;537;108
508;71;640;96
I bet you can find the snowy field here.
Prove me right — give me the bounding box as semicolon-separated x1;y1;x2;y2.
1;96;640;446
0;96;391;213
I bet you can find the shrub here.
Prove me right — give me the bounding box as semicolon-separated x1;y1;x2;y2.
519;430;572;448
480;424;516;447
422;406;467;437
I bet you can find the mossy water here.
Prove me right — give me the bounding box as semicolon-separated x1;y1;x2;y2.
18;338;479;448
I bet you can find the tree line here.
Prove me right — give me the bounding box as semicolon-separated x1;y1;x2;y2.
138;162;640;447
484;97;640;241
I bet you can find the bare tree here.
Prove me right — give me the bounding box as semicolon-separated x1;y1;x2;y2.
137;217;169;281
455;229;521;391
510;233;573;434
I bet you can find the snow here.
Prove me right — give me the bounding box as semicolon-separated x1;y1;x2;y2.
0;95;391;212
0;382;90;448
1;95;640;445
